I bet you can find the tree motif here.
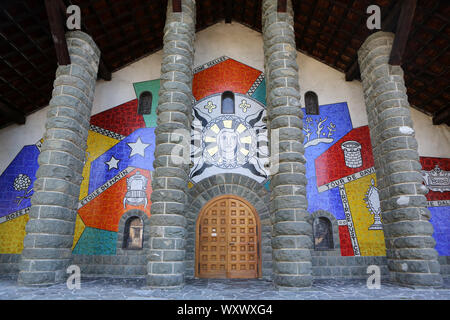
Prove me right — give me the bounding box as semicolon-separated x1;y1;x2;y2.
303;116;336;148
13;174;33;205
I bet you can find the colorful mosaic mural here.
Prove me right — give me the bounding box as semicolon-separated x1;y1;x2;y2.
0;56;448;259
421;157;450;256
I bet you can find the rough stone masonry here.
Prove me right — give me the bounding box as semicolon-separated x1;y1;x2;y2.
262;0;313;289
147;0;196;289
18;31;100;286
358;31;442;288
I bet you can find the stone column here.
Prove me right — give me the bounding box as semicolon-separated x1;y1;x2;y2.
147;0;195;289
18;31;100;286
358;32;442;288
262;0;313;289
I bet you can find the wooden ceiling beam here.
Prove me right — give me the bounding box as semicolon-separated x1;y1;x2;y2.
277;0;287;13
45;0;70;66
173;0;181;12
98;58;111;81
0;101;25;125
225;0;233;24
297;0;319;43
61;0;112;81
432;106;450;126
345;1;402;81
389;0;417;65
324;1;356;63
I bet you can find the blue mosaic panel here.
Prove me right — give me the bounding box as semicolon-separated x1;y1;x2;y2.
72;227;117;255
429;206;450;256
0;145;39;218
88;128;155;194
303;102;353;218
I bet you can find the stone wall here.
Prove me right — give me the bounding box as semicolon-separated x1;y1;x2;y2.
438;256;450;278
358;31;442;288
147;0;196;288
0;254;20;275
71;254;146;277
312;252;389;280
262;0;313;288
18;31;100;286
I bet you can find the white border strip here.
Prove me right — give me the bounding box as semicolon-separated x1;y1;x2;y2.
78;166;136;209
339;185;360;256
318;167;376;192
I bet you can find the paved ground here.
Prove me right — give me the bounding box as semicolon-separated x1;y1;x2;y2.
0;275;449;300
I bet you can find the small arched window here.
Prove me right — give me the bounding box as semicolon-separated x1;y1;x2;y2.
305;91;319;115
138;91;152;115
313;217;333;250
123;217;143;249
221;91;235;114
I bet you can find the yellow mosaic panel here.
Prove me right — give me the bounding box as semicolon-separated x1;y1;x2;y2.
71;214;86;250
344;173;386;256
0;214;29;254
79;130;119;200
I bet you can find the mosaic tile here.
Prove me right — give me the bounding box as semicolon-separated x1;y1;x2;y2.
338;225;354;256
193;58;262;100
0;145;39;219
72;227;117;255
88;128;155;194
314;126;374;189
72;214;86;250
90;99;146;136
0;214;28;254
344;173;385;256
422;157;450;256
304;103;353;219
133;79;160;128
430;206;450;256
78;168;151;232
79;130;120;200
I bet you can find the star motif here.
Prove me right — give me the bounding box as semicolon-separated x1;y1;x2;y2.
105;156;120;170
204;101;217;113
239;99;251;112
127;137;150;158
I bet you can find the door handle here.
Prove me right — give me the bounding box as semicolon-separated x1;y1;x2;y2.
229;242;235;245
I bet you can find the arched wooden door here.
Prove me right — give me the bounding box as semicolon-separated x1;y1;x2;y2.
195;195;261;279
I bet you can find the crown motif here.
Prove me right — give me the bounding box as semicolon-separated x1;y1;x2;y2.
421;165;450;193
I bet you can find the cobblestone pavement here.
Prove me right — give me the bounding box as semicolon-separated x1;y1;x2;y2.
0;275;449;300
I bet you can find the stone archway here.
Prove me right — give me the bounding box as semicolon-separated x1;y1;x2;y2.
185;173;271;280
195;195;262;279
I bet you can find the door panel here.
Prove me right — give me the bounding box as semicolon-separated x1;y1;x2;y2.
196;196;260;279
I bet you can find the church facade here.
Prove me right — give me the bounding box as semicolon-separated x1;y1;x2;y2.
0;0;449;290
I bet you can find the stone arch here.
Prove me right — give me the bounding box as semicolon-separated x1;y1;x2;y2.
185;173;271;279
117;210;151;254
310;210;340;251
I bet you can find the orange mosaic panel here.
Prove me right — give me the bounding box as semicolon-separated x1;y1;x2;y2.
78;168;151;232
193;59;262;100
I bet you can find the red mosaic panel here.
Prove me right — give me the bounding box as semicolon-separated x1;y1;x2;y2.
78;168;152;232
420;157;450;201
338;225;355;256
315;126;374;188
90;99;146;136
193;59;262;100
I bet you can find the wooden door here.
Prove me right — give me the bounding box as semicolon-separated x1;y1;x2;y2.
196;195;261;279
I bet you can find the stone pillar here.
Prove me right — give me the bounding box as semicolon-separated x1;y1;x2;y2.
262;0;313;289
358;32;442;288
18;31;100;286
147;0;195;289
